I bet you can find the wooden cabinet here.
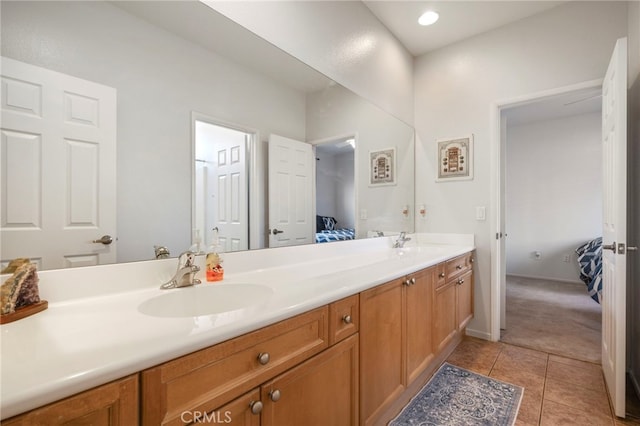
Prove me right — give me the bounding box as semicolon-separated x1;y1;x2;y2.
3;374;138;426
360;278;405;425
433;252;475;353
261;335;359;426
405;267;434;384
141;307;329;425
360;267;435;426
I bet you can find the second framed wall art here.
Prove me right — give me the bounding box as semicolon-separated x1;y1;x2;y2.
436;135;474;182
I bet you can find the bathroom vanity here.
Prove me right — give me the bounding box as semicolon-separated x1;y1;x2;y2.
0;235;474;425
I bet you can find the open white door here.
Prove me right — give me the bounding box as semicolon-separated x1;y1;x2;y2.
194;119;249;253
268;134;313;247
601;37;627;418
1;57;116;270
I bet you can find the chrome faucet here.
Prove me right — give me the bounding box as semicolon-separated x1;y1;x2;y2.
160;251;201;289
393;232;412;248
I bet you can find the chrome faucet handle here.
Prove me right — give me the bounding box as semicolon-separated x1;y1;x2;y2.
177;251;196;267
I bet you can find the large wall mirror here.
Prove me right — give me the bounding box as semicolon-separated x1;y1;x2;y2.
1;1;415;271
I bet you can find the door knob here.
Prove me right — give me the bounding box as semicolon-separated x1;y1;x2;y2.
272;229;284;235
92;235;113;245
603;242;616;252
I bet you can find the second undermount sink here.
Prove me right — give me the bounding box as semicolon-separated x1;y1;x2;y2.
138;283;273;318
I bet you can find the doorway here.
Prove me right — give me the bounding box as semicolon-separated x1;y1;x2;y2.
499;87;603;362
192;115;253;253
313;135;357;242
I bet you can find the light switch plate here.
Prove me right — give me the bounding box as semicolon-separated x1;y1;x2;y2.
360;209;367;220
475;206;486;221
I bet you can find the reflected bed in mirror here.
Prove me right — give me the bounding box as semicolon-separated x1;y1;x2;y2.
0;0;414;271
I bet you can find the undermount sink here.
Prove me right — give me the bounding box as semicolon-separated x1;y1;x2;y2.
138;283;273;318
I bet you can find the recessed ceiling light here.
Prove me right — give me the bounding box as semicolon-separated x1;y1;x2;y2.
418;10;439;26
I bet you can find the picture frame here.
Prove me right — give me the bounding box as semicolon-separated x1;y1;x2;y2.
369;147;396;186
436;135;474;182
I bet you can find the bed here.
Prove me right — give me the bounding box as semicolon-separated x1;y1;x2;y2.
575;237;603;303
315;215;355;243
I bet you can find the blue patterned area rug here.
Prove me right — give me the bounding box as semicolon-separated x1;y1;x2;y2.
389;363;524;426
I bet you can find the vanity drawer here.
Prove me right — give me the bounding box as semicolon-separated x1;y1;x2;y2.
329;294;359;345
445;252;473;281
435;262;447;289
141;307;328;426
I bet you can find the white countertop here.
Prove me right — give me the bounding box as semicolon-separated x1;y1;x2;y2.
0;233;474;419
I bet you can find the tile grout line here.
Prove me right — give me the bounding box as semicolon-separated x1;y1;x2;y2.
537;354;550;426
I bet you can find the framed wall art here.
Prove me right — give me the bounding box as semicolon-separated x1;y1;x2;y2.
436;135;474;182
369;147;396;186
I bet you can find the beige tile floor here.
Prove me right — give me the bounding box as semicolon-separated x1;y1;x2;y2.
446;337;640;425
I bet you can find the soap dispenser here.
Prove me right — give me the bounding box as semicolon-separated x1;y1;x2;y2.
205;227;224;282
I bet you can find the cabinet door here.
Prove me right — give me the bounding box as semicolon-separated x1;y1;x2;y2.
405;267;434;384
456;270;473;330
360;279;404;426
261;335;359;426
3;375;138;426
433;280;457;354
203;389;261;426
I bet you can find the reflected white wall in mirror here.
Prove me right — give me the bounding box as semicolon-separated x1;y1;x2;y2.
0;0;414;271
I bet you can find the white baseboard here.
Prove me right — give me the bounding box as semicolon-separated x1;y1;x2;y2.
465;328;493;341
506;273;583;285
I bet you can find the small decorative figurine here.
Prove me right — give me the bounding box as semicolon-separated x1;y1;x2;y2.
1;261;48;323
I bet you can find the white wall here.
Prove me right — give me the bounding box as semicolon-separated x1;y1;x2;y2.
1;1;306;263
505;112;602;283
207;1;415;126
414;1;627;338
306;84;415;237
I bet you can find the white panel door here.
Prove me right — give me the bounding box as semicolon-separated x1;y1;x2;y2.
601;37;627;418
1;57;116;270
268;134;313;247
214;134;248;252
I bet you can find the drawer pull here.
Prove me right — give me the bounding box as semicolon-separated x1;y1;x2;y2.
457;279;465;285
439;272;445;278
456;265;463;270
342;314;352;324
410;278;416;285
269;389;281;402
250;400;263;415
257;352;270;365
470;258;475;263
403;279;410;286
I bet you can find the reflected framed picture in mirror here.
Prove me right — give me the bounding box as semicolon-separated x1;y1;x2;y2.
369;147;396;186
436;135;474;182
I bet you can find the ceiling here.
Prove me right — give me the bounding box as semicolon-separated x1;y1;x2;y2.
364;1;601;124
363;1;565;57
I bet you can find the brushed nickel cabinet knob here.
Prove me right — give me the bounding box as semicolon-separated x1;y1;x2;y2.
250;400;263;415
342;314;352;324
269;389;281;402
257;352;270;365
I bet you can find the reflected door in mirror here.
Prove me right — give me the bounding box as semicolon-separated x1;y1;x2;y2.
1;57;116;270
268;134;314;247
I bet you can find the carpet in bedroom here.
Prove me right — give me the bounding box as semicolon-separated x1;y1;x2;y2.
500;276;601;364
